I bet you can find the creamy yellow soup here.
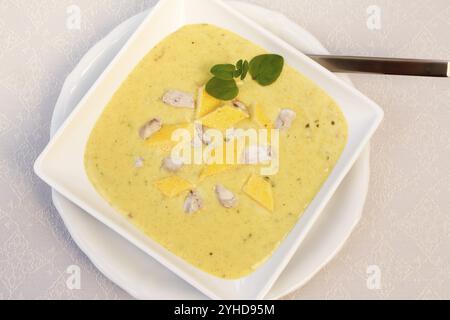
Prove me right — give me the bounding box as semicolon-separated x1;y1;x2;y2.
85;24;348;279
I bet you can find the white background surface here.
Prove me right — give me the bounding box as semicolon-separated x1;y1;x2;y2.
0;0;449;299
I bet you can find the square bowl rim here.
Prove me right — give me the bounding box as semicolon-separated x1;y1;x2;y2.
34;0;383;300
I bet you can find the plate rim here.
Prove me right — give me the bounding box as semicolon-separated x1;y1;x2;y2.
36;0;380;299
52;2;370;300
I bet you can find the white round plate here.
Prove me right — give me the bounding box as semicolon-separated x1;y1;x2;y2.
50;1;369;300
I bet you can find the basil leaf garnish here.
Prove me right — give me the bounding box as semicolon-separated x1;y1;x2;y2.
249;54;284;86
206;77;239;100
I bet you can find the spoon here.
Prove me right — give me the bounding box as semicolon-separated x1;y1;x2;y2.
307;55;449;77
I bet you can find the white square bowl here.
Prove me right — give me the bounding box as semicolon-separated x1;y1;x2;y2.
34;0;383;299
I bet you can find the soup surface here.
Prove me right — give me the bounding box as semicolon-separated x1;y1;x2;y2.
85;24;348;279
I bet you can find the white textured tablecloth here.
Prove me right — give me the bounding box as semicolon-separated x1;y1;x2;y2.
0;0;449;300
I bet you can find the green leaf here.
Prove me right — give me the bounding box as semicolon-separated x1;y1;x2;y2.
205;77;239;100
249;54;284;86
236;60;243;71
241;60;249;80
210;64;236;80
205;54;283;100
234;60;243;78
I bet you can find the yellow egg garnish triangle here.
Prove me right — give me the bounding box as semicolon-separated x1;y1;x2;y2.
196;86;222;118
251;103;273;130
154;176;193;198
146;123;192;146
243;174;274;212
199;104;249;130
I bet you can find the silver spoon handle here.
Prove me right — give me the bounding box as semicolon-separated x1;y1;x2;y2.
306;54;449;77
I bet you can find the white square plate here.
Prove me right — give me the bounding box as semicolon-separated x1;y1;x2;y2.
34;0;383;299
